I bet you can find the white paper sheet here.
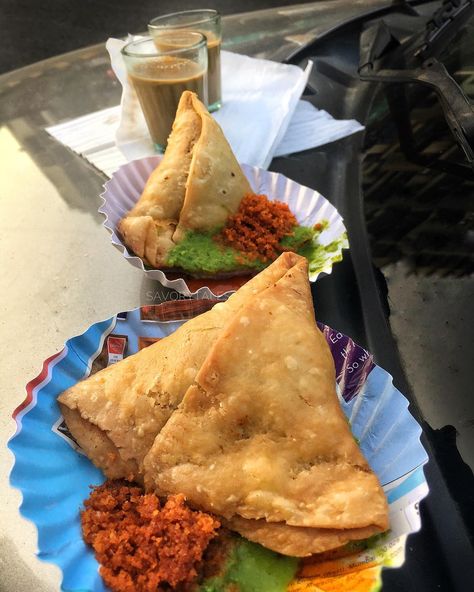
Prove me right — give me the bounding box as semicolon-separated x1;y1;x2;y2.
274;100;364;157
212;52;311;168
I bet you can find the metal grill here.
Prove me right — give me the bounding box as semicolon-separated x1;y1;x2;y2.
362;43;474;276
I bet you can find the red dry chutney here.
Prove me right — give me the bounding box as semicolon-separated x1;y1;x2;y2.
218;193;298;261
81;481;220;592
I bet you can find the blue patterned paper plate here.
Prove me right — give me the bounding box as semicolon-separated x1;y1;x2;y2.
9;301;429;591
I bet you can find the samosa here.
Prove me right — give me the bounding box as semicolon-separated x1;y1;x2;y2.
58;253;389;556
57;253;301;483
143;257;388;555
118;91;251;267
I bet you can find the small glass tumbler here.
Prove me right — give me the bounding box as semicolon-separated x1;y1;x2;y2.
149;9;222;112
122;33;208;152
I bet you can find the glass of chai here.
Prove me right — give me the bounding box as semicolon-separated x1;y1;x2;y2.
122;33;208;152
149;9;222;112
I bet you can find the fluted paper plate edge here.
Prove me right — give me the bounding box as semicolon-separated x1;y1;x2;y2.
98;156;349;298
8;305;428;592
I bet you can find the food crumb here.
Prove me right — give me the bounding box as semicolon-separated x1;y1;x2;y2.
81;481;220;592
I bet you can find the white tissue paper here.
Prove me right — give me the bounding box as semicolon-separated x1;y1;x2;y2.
274;100;364;157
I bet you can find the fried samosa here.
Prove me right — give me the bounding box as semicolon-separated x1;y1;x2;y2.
57;253;302;483
143;258;388;552
118;91;251;267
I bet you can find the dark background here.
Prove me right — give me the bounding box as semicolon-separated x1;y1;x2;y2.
1;0;317;74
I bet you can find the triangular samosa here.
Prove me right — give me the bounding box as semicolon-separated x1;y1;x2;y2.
58;253;302;483
144;259;388;538
119;91;251;267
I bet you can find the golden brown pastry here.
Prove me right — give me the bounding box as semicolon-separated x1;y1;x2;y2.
58;253;301;482
61;405;139;481
118;91;251;267
225;517;381;557
143;258;388;551
59;252;389;557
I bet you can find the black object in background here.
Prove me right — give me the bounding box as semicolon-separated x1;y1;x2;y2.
0;0;318;74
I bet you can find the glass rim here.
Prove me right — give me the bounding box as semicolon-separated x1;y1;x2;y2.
149;9;220;30
121;33;207;58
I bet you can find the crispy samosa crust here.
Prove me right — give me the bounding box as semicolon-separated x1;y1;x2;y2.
61;405;140;482
144;258;388;535
118;91;251;267
58;253;302;482
226;517;382;557
119;92;202;267
172;93;251;242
